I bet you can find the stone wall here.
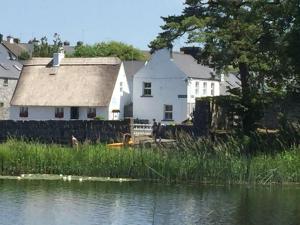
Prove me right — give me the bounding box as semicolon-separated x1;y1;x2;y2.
0;120;130;144
0;78;18;120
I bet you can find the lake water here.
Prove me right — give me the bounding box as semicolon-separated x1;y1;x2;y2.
0;179;299;225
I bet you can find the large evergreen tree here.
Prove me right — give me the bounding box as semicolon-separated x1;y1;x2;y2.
150;0;299;134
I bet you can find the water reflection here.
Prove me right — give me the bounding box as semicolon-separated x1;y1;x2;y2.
0;180;299;225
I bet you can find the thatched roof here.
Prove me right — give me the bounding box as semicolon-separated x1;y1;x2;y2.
11;57;121;107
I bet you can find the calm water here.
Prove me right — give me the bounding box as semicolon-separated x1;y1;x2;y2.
0;179;300;225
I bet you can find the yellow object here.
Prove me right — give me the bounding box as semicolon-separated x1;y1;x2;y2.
107;140;134;148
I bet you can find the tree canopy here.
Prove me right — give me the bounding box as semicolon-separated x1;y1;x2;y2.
73;41;146;61
150;0;300;133
32;33;62;58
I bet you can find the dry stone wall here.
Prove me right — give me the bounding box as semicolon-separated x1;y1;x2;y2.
0;120;130;144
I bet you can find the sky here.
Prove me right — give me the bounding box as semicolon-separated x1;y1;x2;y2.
0;0;185;50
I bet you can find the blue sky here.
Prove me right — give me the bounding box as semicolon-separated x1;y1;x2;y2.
0;0;185;50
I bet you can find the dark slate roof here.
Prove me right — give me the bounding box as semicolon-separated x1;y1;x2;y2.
0;44;22;79
172;52;218;80
2;41;31;57
220;73;241;95
123;61;145;80
3;41;75;57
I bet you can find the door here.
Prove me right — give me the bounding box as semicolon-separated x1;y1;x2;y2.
70;107;79;119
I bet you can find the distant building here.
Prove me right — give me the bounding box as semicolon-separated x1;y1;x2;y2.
10;53;130;120
133;48;220;123
220;73;241;96
0;43;22;119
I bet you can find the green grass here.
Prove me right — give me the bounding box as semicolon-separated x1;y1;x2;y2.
0;138;299;184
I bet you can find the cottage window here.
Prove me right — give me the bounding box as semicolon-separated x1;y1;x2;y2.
19;107;28;118
164;105;173;121
120;82;123;93
87;108;96;118
203;82;207;95
143;82;152;96
195;81;199;95
55;107;64;118
3;78;8;86
211;83;215;96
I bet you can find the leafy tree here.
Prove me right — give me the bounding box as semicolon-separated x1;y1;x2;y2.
32;33;63;57
18;51;30;60
149;0;299;134
73;41;145;61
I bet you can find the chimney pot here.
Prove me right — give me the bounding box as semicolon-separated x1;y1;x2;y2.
53;49;65;67
7;36;14;43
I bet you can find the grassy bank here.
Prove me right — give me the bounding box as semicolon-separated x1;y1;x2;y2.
0;139;299;184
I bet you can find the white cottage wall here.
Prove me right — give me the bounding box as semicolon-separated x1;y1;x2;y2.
10;106;108;121
133;49;188;123
108;63;130;120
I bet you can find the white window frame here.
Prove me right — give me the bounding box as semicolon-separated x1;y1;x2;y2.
195;81;199;96
143;82;152;96
87;107;96;118
211;83;215;96
55;107;64;118
203;82;207;95
164;104;173;121
120;82;123;93
19;107;28;118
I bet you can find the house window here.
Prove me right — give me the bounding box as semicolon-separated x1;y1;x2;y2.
70;107;79;119
87;108;96;118
203;82;207;95
0;102;4;107
19;107;28;118
143;82;152;96
211;83;215;96
120;82;123;93
3;79;8;86
164;105;173;121
55;107;64;118
195;81;199;95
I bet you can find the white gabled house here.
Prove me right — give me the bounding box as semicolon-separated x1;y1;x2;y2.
133;48;220;124
10;52;130;120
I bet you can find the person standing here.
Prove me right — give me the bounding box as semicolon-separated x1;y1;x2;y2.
152;119;158;141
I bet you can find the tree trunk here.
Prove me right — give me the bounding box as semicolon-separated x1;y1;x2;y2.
239;62;255;135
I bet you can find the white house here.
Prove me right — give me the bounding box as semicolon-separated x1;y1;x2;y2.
10;53;130;120
133;48;220;124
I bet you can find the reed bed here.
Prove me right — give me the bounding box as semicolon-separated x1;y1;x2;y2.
0;138;299;184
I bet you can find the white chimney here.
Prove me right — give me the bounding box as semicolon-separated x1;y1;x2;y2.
53;48;65;67
7;36;14;43
220;73;225;82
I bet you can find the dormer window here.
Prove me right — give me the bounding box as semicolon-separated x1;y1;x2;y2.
143;82;152;96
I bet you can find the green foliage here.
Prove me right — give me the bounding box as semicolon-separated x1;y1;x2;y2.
0;136;299;184
94;115;105;121
73;41;145;61
18;51;31;60
32;33;63;57
150;0;300;134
